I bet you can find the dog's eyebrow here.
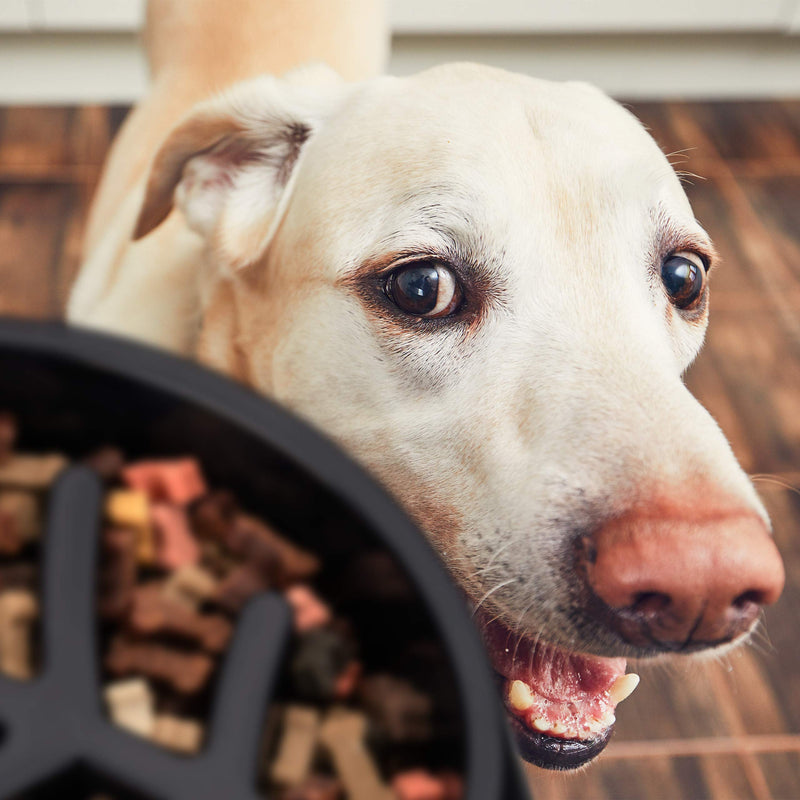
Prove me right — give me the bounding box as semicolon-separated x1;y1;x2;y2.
653;207;718;270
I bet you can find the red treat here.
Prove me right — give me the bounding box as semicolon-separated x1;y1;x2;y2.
286;585;332;632
392;770;449;800
151;503;200;569
123;459;207;505
0;413;17;464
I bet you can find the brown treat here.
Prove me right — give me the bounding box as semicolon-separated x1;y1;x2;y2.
152;714;204;754
318;709;393;800
358;675;433;743
189;490;238;541
233;514;319;587
0;413;17;465
0;563;37;592
0;507;25;556
0;589;38;679
104;678;155;738
151;503;200;570
105;490;154;564
105;636;215;694
162;564;219;610
285;585;332;633
82;446;125;482
281;776;343;800
270;706;321;787
392;770;462;800
213;564;269;613
332;661;362;701
0;490;40;544
128;583;232;653
198;540;239;577
0;454;67;490
123;459;207;506
98;527;138;619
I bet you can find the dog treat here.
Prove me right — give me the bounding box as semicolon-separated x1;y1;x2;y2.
106;635;215;694
0;412;16;464
98;527;138;619
285;585;332;633
128;583;232;653
0;413;464;799
105;490;155;564
0;453;67;489
280;775;343;800
0;589;38;679
104;678;156;738
123;459;207;506
0;490;40;547
151;502;200;569
270;706;322;787
162;563;218;609
151;713;204;754
319;708;394;800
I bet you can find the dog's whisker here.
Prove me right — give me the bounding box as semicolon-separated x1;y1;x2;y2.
470;578;517;619
750;473;800;499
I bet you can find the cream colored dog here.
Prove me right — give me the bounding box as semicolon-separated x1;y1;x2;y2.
68;0;785;771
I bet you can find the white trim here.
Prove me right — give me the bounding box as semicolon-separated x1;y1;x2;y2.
1;32;799;104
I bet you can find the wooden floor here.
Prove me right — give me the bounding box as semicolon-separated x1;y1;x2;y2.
0;102;799;800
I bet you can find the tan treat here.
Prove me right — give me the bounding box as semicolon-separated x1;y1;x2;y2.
163;564;219;610
106;636;215;694
105;490;155;564
271;706;321;787
123;459;207;505
318;709;393;800
0;454;67;490
104;678;156;738
129;583;232;652
0;491;40;543
152;713;204;754
0;589;38;679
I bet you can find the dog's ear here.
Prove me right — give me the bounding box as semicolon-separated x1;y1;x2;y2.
133;73;343;268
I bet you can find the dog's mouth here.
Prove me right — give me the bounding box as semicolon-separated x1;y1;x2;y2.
478;616;639;770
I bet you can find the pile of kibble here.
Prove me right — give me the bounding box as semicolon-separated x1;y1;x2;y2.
0;411;463;800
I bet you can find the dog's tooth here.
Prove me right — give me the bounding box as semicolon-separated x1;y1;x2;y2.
609;673;640;705
508;679;534;711
551;721;567;735
586;718;605;734
600;710;616;727
532;717;549;732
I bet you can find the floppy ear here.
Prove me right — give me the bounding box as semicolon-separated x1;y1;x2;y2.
133;73;343;269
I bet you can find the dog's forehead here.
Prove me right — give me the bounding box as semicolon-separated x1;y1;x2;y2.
292;64;694;273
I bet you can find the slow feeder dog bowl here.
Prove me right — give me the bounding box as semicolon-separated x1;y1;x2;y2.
0;319;529;800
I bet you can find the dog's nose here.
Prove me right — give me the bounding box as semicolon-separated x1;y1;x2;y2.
582;506;785;650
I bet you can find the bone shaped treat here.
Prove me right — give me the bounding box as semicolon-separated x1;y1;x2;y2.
0;491;40;556
105;489;155;565
162;563;219;610
105;635;215;694
270;705;322;787
0;589;38;679
123;458;207;506
318;708;394;800
150;502;200;570
128;582;232;653
0;453;67;490
151;713;204;754
98;527;138;620
104;678;156;738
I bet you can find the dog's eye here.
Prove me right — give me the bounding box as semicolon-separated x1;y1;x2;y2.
661;251;707;310
385;260;462;318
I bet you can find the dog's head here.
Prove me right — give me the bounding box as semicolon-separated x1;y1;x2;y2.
135;63;785;769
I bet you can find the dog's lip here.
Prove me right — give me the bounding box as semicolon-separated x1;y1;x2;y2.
477;614;629;769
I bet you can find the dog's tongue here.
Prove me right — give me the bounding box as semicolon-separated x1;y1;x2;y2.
481;618;636;740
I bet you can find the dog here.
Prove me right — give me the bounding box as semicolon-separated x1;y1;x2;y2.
67;0;785;771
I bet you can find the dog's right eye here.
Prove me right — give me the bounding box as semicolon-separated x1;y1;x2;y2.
385;260;462;318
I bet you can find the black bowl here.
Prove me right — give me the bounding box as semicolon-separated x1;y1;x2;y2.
0;318;530;800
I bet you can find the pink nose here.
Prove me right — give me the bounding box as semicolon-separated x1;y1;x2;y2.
584;503;785;650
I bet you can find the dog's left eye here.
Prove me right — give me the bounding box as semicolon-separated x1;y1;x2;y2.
385;260;462;318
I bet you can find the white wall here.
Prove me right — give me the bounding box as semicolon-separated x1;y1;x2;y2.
1;0;799;102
